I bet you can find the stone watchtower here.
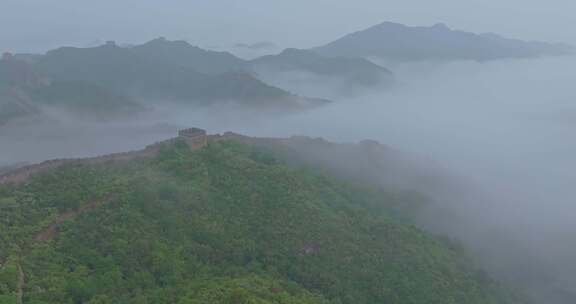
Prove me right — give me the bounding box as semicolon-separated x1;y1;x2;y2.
178;128;208;150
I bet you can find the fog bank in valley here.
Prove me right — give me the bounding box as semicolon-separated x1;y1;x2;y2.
248;56;576;303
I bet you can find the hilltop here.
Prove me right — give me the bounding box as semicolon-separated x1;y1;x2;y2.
130;37;247;75
0;129;526;304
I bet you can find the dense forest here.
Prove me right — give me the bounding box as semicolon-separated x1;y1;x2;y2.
0;139;526;303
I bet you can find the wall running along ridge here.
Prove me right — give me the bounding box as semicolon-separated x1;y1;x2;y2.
0;128;211;185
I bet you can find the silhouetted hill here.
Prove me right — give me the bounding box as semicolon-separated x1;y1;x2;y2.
251;48;394;87
314;22;574;61
131;37;246;75
34;42;326;109
130;38;392;93
36;42;151;90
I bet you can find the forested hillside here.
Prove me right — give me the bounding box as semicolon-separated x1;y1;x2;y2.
0;137;525;304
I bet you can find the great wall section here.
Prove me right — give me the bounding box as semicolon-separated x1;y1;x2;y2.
0;128;206;185
0;128;284;186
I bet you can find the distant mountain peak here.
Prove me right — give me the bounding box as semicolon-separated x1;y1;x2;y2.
372;21;405;29
431;22;450;30
130;38;247;75
371;21;450;32
142;37;192;48
314;21;573;61
280;48;305;54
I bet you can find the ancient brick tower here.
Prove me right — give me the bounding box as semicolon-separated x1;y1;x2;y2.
178;128;208;150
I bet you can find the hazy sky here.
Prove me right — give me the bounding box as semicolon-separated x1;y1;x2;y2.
2;0;576;53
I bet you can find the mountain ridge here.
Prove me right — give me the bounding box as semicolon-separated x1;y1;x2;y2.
130;37;246;75
313;21;574;61
2;43;328;117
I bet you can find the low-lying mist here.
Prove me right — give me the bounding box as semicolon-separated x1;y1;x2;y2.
1;55;575;302
251;56;576;303
249;56;576;302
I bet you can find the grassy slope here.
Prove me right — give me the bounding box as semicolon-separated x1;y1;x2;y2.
0;140;524;304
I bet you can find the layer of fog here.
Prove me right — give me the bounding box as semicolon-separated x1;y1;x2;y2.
1;55;575;302
246;56;576;302
248;56;576;303
249;67;388;101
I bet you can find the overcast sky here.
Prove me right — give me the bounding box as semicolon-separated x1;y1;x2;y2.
2;0;576;53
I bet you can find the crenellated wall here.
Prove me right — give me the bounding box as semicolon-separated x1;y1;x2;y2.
0;146;161;186
0;129;208;186
0;128;346;186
